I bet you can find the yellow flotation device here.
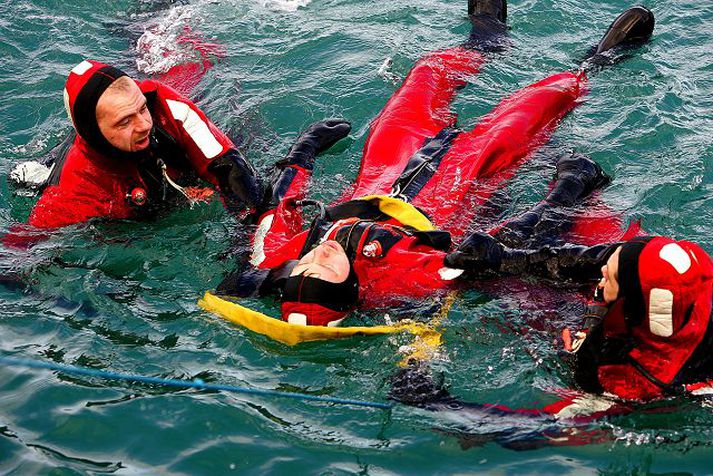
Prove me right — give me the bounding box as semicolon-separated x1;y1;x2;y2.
198;196;444;346
355;195;435;231
199;292;439;346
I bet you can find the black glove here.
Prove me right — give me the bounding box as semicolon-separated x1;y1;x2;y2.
278;118;351;170
389;360;450;406
216;267;270;297
444;232;505;274
208;149;262;213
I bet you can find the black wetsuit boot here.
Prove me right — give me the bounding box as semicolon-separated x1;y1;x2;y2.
494;154;610;247
465;0;509;52
548;153;611;207
583;6;655;67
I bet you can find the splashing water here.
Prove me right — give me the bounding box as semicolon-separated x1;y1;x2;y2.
135;4;201;75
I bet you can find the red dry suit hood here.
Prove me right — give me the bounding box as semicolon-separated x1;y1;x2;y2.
63;60;138;159
618;236;713;337
582;236;713;400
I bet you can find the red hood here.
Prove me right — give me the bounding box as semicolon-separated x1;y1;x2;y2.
62;60;133;158
625;237;713;337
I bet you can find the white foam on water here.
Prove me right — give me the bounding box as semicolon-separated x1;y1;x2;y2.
378;56;401;85
135;4;203;75
9;161;52;188
260;0;312;12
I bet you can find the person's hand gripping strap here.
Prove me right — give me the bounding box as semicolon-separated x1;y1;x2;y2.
561;285;609;353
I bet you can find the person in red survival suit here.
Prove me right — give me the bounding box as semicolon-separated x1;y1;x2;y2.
384;234;712;450
446;233;713;401
216;2;656;330
25;60;261;230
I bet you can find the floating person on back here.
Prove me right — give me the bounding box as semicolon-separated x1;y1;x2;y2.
215;0;655;332
15;60;262;231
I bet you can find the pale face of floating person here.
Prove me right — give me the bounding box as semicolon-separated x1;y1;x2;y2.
599;245;622;304
290;240;351;284
96;77;153;153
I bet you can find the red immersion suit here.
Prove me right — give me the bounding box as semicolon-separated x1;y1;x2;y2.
28;60;237;229
250;46;599;309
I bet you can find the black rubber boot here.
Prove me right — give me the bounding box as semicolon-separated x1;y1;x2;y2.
549;153;611;206
583;6;655;66
465;0;509;52
493;154;610;248
595;6;655;55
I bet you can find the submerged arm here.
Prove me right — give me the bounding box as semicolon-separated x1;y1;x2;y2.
389;361;630;450
445;232;621;283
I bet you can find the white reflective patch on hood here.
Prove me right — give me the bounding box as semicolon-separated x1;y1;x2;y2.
71;60;93;76
659;243;691;274
287;313;308;326
649;288;674;337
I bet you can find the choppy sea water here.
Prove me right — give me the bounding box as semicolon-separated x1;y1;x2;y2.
1;0;713;473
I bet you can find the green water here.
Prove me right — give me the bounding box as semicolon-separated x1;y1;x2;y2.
1;0;713;473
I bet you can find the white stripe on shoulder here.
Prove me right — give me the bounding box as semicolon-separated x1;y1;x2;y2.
165;99;223;159
250;213;275;267
659;243;691;274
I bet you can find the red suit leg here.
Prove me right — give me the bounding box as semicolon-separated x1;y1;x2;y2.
347;46;485;199
411;70;588;238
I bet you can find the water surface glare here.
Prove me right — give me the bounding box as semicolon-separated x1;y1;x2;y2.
1;0;713;473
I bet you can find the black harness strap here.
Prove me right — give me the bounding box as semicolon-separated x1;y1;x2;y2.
390;127;461;201
627;357;682;395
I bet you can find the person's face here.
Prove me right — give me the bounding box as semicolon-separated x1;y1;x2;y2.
291;240;351;283
599;246;622;303
96;79;153;152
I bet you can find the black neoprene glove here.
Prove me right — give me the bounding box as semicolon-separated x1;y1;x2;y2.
278;119;351;170
208;148;262;213
444;232;506;274
259;119;351;214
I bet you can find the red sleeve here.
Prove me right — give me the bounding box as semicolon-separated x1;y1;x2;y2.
249;165;312;268
142;80;235;185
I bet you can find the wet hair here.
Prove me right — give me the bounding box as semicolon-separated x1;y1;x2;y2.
104;75;135;95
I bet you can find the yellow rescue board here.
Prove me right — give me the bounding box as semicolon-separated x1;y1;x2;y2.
199;292;437;346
